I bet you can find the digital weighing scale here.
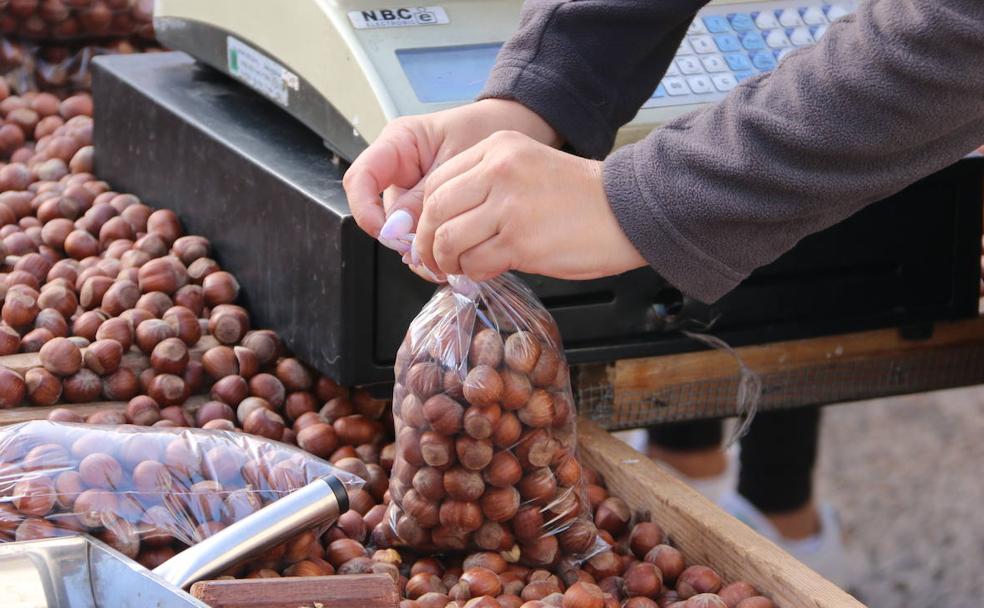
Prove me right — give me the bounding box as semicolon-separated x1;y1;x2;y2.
153;0;856;161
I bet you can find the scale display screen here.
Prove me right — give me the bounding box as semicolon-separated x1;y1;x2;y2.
396;43;503;103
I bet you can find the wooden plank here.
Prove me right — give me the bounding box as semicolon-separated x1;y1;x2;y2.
189;574;399;608
576;419;867;608
0;336;218;377
0;395;209;426
612;317;984;392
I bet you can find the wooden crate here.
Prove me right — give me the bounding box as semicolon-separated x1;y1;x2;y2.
577;419;866;608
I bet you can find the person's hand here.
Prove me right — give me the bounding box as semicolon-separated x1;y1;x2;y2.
342;99;561;245
413;130;647;282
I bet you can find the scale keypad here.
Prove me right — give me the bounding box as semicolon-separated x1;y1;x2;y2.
643;1;855;110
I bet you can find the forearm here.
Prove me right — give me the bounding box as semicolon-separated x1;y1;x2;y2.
606;0;984;303
479;0;709;159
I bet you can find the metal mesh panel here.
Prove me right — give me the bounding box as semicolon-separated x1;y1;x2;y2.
575;342;984;431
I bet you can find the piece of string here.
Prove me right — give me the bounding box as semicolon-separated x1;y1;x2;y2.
681;330;762;446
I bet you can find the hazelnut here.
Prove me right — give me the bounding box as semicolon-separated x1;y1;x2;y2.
461;567;503;598
285;390;317;420
406;573;447;599
334;414;381;446
518;390;554;428
101;280;139;316
399;393;427;429
675;567;721;599
275;357;312;391
403;489;441;528
95;317;134;351
132;460;173;493
423;394;464;435
102;367;139;400
444;467;485;502
150;336;189;375
0;368;26;408
126;395;161;426
297;423;339;458
138;256;187;294
406;362;443;399
13;477;56;516
0;324;21;355
629;522;666;559
327;538;367;568
420;431;455;468
456;436;494;471
164;438;202;479
187;257;220;283
171;235;211;264
237;396;273;426
248;373;285;409
25;367;61;405
558;519;599;555
54;471;84;510
209;375;247;406
734;598;774;608
83;338;123;374
202;271;239;306
87;410;129;425
623;562;663;599
135;318;176;354
412;466;446;502
685;595;728;608
439;500;483;533
244;407;285;440
47;408;85;423
21;327;54;352
512;505;545;542
241;330;282;367
202;345;238;379
71;309;106;340
62;368;100;402
463;365;503;407
518;468;558;506
584;551;622;581
78;275;114;310
77;454;125;489
492;412;522;448
480;486;520;522
562;582;605;608
147;373;189;406
515;430;556;468
718;582;757;608
147;209;182;245
504;331;540;374
33;308;67;338
469;328;504;368
208;305;249;344
37;284;77;318
135;291;173;317
3;287;39;327
595;497;631;537
499;370;532;410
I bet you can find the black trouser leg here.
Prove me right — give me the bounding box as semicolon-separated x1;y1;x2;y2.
737;406;821;513
647;418;723;451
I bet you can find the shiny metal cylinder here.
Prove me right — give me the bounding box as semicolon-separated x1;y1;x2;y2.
153;475;348;589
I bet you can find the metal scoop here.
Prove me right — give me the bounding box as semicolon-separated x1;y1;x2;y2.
0;475;349;608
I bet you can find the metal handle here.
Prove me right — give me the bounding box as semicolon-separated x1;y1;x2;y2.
153;475;349;589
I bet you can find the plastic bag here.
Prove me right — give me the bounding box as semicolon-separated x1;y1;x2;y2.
1;37;161;95
0;420;363;569
386;273;606;566
0;0;154;42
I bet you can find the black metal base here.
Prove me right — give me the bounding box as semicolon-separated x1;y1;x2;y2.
91;52;983;386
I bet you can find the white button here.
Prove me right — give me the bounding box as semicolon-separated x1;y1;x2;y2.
802;7;828;25
777;8;804;27
676;56;703;74
754;11;779;29
789;27;814;46
690;35;716;53
677;39;694;55
765;29;792;48
711;73;738;92
688;19;708;34
686;75;714;94
700;54;728;73
812;24;829;39
663;77;690;96
826;5;850;21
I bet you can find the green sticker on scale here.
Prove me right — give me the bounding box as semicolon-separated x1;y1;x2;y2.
226;36;298;107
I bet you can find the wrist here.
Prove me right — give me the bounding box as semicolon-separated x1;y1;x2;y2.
474;98;563;148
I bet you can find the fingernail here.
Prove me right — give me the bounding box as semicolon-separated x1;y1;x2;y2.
379;236;411;253
410;244;421;267
380;209;414;240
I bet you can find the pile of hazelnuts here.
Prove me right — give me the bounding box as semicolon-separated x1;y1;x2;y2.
386;286;595;569
0;421;362;571
0;0;155;42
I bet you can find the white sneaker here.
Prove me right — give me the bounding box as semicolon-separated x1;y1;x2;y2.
613;429;738;503
717;490;856;590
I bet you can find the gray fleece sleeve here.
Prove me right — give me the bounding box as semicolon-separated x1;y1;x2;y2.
604;0;984;302
478;0;709;159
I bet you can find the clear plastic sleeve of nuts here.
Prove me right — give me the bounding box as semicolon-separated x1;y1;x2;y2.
386;273;607;567
0;420;364;565
0;0;155;42
1;37;162;95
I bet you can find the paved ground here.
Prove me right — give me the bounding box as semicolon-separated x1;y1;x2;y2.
816;385;984;608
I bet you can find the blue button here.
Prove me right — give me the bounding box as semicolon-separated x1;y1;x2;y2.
728;13;755;31
751;50;777;70
654;84;666;98
740;31;765;50
702;15;731;33
714;34;741;52
734;70;758;82
724;53;752;70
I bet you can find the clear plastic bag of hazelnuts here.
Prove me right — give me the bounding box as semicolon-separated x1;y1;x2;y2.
0;420;364;565
386;273;607;567
0;0;156;42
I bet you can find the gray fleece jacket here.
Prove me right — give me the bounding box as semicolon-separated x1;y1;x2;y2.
479;0;984;303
